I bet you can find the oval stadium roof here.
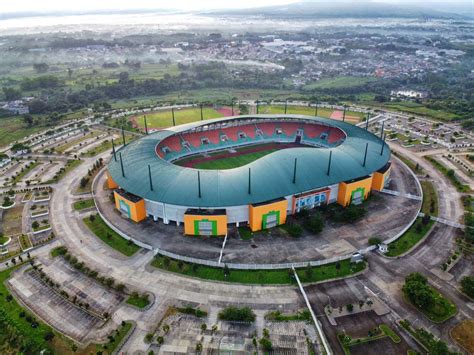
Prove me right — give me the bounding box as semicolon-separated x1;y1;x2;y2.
108;114;391;208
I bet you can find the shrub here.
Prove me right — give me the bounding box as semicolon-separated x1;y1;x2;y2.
368;237;382;246
304;213;324;234
460;276;474;298
259;337;273;351
218;306;256;322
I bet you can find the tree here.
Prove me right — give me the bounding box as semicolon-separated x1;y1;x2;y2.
304;213;324;234
144;333;153;343
403;273;434;309
80;177;89;188
238;104;248;115
3;87;22;101
218;306;256;322
33;63;49;73
22;114;34;127
259;337;273;351
460;276;474;298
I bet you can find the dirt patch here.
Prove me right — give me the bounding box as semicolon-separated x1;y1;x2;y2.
451;319;474;354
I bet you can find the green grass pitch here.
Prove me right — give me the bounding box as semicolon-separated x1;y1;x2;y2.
133;107;222;128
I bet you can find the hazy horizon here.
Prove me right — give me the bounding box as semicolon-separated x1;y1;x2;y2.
2;0;472;14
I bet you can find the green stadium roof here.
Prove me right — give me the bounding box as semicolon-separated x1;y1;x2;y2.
107;114;390;207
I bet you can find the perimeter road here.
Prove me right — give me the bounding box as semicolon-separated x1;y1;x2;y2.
293;266;332;355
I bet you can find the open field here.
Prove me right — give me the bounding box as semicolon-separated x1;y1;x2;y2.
303;76;376;90
2;204;23;236
83;215;140;256
451;319;474;354
260;104;364;122
151;255;366;285
131;107;223;129
0;116;44;147
380;101;460;121
425;156;471;193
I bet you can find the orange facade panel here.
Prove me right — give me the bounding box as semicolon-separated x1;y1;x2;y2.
337;176;373;207
248;198;288;232
183;212;227;236
114;190;146;223
372;163;391;191
106;171;119;189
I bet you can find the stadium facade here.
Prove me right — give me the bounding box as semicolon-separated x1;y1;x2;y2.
106;114;391;236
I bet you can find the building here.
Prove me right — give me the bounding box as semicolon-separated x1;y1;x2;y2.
107;114;391;236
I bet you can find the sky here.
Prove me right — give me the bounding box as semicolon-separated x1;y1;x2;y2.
2;0;470;14
2;0;296;13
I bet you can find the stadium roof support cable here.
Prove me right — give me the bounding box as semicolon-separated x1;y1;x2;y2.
148;164;153;191
327;150;332;176
198;171;201;198
172;108;176;126
119;152;125;177
121;127;126;146
363;143;369;167
144;115;148;135
112;139;117;161
293;158;297;184
248;168;251;194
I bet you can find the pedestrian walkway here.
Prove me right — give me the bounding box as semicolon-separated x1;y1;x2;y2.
381;188;422;201
418;212;468;229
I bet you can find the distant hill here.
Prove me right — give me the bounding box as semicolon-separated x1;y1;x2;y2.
206;1;471;20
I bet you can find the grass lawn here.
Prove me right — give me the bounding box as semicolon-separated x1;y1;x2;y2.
75;167;100;193
89;321;133;355
83;215;140;256
132;107;222;129
82;139;113;157
261;104;364;122
126;294;150;309
386;218;435;257
18;234;32;250
379;324;401;343
193;149;278;169
151;255;366;285
303;76;376;90
425;156;470;193
451;319;474;354
73;199;95;211
0;263;73;353
392;151;422;174
404;287;457;323
420;180;438;217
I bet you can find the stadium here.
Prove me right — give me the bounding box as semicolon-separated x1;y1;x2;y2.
106;114;392;236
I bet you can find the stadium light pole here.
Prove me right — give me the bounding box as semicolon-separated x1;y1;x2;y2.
380;120;385;139
144;115;148;135
314;102;318;117
231;100;234;116
327;150;332;176
342;107;346;122
121;126;126;146
256;100;259;114
119;152;125;177
293;158;297;184
380;134;386;156
363;143;369;167
197;171;201;198
172;108;176;126
285;100;288;114
200;104;203;121
148;164;153;191
248;168;251;194
366;112;370;130
112;139;117;161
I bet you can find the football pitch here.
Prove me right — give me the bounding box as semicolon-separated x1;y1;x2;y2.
175;143;308;170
